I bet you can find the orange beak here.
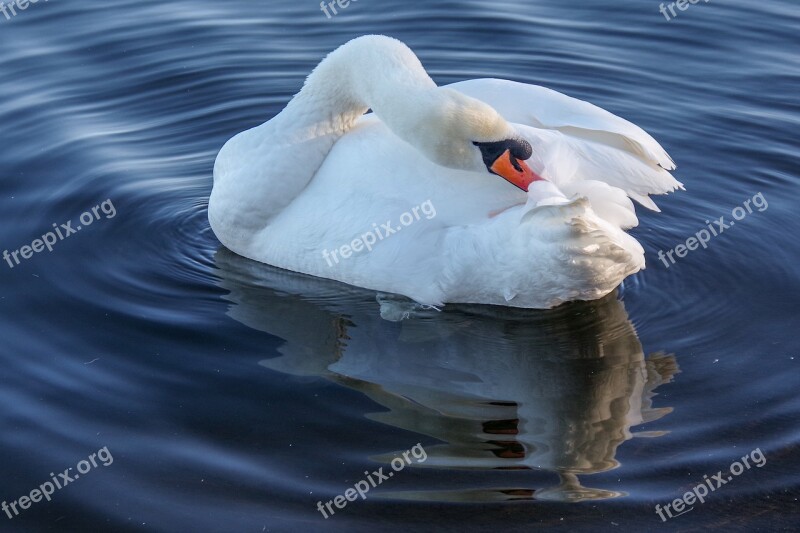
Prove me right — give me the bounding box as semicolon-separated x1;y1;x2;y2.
490;149;545;192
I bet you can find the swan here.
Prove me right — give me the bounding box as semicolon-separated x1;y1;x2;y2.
209;35;682;308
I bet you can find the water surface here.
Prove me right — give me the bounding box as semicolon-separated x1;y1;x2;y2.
0;0;798;531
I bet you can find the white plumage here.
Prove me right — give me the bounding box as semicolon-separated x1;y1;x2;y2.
209;35;682;308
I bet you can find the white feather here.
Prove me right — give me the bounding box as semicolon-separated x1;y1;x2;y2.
209;35;681;308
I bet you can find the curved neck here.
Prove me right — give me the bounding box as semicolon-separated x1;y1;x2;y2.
283;36;437;141
210;37;438;243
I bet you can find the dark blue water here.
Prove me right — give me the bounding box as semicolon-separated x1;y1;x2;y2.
1;0;798;531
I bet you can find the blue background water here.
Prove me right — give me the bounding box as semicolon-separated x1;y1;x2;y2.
0;0;798;531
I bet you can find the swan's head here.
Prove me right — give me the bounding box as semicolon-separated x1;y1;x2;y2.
412;88;545;191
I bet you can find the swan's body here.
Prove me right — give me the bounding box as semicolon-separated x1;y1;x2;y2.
210;35;681;308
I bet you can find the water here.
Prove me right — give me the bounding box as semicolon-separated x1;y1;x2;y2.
0;0;798;531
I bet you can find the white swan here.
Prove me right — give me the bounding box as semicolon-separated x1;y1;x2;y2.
209;35;682;308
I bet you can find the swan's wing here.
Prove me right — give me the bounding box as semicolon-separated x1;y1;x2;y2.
447;78;682;211
448;78;675;170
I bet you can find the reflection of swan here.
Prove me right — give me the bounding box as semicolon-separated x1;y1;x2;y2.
209;35;681;309
214;249;679;502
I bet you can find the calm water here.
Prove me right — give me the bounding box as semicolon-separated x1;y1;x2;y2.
1;0;798;531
